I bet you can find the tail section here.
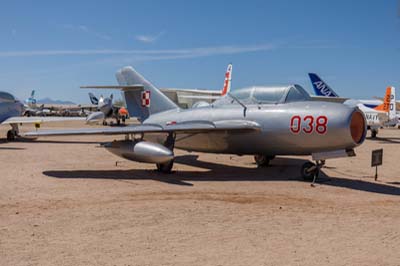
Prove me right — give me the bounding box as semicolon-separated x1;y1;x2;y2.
116;66;178;121
221;63;233;96
308;73;339;97
89;93;99;105
30;90;35;98
375;86;396;119
389;86;396;120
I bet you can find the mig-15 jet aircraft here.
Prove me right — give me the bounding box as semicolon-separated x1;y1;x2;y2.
25;66;367;181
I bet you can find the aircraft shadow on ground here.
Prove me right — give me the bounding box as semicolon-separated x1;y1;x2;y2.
0;147;26;150
43;155;400;196
367;136;400;144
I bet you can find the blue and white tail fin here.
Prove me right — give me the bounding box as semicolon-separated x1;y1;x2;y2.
89;93;99;105
308;73;339;97
116;66;178;121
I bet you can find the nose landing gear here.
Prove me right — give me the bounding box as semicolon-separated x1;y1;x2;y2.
301;160;325;184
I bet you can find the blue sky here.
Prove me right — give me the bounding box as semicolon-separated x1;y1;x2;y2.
0;0;399;103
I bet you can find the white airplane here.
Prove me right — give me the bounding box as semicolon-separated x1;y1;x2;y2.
22;90;53;116
159;63;232;108
84;93;128;125
309;73;396;138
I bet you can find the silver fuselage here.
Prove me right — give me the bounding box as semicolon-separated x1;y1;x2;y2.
144;101;363;156
0;98;23;123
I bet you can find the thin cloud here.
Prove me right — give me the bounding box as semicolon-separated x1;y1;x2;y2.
135;31;165;43
62;24;111;40
0;44;276;60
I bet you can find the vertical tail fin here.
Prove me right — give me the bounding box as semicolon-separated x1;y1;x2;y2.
375;87;397;119
31;90;35;98
89;93;99;105
308;73;339;97
389;86;396;120
374;87;391;112
116;66;178;121
221;63;233;96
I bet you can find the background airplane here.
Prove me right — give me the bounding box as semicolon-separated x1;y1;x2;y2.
159;63;232;108
309;73;396;137
85;93;128;125
23;90;53;116
0;91;85;140
25;66;367;182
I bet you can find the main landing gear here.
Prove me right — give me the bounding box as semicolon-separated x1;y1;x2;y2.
7;130;17;141
301;160;325;184
371;129;378;138
254;155;275;167
156;133;176;173
6;124;19;141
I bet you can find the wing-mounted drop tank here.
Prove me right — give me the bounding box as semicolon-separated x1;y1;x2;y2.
104;140;174;164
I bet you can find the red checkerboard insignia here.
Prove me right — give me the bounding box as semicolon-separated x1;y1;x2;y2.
141;90;150;107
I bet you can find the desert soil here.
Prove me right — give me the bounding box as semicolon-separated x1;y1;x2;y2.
1;121;400;266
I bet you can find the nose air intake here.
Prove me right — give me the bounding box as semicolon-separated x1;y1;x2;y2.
350;111;366;144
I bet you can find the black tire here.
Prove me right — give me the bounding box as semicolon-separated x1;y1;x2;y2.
102;121;107;126
371;130;377;138
156;160;174;173
6;130;16;141
254;155;274;167
301;162;316;181
116;119;121;125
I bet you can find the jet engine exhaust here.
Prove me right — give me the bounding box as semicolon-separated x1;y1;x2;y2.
349;110;367;145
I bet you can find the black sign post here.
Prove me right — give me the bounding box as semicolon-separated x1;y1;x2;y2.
371;149;383;181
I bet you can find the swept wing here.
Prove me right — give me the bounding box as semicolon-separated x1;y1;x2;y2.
23;120;261;137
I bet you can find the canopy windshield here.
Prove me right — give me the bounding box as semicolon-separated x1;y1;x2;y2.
213;85;310;106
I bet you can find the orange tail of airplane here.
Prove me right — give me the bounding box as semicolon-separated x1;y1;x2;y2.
374;87;391;112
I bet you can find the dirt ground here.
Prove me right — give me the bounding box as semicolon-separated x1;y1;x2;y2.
0;121;399;266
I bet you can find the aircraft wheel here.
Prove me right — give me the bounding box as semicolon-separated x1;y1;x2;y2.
102;121;108;126
116;119;121;125
371;130;377;138
301;162;316;181
156;160;174;173
254;155;274;167
6;130;16;141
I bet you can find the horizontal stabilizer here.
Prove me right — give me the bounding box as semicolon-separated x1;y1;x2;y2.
81;85;144;91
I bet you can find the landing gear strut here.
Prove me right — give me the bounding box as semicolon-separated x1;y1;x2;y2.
301;160;325;184
7;130;17;141
156;133;175;173
7;124;19;141
371;129;378;138
254;155;275;167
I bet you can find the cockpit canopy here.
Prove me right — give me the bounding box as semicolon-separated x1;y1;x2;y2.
214;85;310;106
0;91;17;103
